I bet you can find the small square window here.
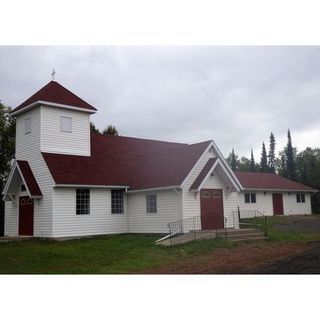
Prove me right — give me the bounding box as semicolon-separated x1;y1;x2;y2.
245;193;256;204
146;194;157;214
296;194;301;203
24;118;31;134
111;190;124;214
76;189;90;215
60;116;72;133
297;194;305;203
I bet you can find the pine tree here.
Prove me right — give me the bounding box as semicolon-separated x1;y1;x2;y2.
230;148;237;170
260;142;268;172
286;129;297;180
250;149;256;172
102;125;119;136
268;132;276;173
90;122;100;134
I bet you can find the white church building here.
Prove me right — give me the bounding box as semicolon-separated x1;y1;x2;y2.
2;81;316;238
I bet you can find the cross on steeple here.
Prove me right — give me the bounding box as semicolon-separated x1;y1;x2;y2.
51;68;56;81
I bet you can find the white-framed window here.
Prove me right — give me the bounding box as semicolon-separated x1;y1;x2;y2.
146;194;157;214
76;189;90;215
60;116;72;133
24;117;31;134
244;193;256;203
296;193;305;203
111;190;124;214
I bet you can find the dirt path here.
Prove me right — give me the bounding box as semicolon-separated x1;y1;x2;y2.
254;241;320;274
146;241;310;274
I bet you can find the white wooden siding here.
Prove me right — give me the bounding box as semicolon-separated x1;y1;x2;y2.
283;193;312;215
4;201;18;236
127;190;182;233
237;191;312;216
11;107;55;237
40;106;91;156
53;188;128;237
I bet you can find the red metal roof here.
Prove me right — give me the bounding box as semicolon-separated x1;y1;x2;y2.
17;160;43;197
42;133;211;190
234;171;316;192
189;157;217;190
12;81;97;114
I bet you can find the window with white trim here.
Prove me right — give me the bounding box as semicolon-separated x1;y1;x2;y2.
146;194;157;214
76;189;90;215
244;193;256;203
111;190;124;214
24;118;31;134
296;193;305;203
60;116;72;133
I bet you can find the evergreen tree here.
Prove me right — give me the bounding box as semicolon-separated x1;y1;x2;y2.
286;129;297;181
90;122;100;134
250;149;256;172
260;142;268;172
102;125;119;136
268;132;276;173
230;148;237;170
226;149;238;170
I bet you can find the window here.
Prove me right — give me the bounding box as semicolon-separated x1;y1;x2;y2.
296;193;305;203
21;184;26;192
244;193;256;203
146;194;157;213
111;190;124;214
60;116;72;132
76;189;90;215
24;118;31;134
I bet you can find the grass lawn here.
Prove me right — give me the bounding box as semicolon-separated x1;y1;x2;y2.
1;215;319;274
0;234;237;274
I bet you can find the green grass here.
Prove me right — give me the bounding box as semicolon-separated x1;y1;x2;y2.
0;234;238;274
1;216;320;274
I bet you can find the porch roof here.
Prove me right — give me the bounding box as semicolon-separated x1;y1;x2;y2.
2;160;42;200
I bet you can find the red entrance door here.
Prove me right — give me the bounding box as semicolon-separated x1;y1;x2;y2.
19;196;34;236
272;193;284;215
200;189;224;230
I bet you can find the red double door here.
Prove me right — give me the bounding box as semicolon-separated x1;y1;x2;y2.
19;196;34;236
200;189;224;230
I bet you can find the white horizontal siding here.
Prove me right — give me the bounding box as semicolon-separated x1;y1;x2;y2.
127;190;182;233
237;192;274;216
182;149;212;220
41;106;90;156
11;107;54;237
53;188;128;237
283;193;312;215
4;201;18;236
237;191;312;216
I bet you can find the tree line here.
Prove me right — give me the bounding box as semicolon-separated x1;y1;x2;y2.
226;130;320;213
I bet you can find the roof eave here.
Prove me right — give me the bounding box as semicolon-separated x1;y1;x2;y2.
11;100;97;116
241;187;318;193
